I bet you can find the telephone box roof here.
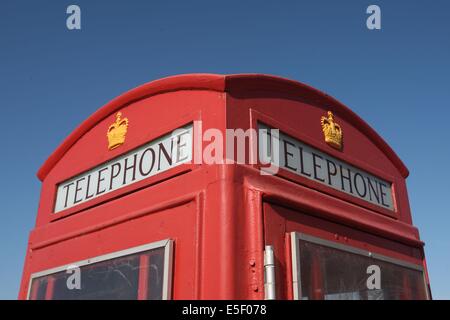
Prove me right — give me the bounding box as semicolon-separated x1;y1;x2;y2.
37;73;408;181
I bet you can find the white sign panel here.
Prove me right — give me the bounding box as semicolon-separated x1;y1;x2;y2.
259;124;394;211
54;124;193;213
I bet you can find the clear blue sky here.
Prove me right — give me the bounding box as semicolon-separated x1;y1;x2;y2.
1;0;449;299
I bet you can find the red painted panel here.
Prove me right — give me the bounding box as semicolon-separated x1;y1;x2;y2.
263;202;429;299
22;201;198;299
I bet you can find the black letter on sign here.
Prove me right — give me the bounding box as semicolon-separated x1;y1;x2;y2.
96;168;108;195
326;159;337;186
158;140;174;171
176;131;190;163
339;165;353;193
298;146;311;177
367;177;380;204
123;154;138;185
139;148;156;176
312;153;325;182
63;182;75;208
380;182;390;208
74;177;85;204
353;172;367;198
85;174;95;200
283;140;297;171
110;163;122;190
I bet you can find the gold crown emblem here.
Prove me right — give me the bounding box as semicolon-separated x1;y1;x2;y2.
321;111;343;150
107;112;129;150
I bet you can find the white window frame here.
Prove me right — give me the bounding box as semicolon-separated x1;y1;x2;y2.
27;238;174;300
290;232;429;300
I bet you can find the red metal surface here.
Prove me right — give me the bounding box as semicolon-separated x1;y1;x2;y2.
19;74;429;300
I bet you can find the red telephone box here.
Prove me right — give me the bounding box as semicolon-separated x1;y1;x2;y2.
19;74;431;300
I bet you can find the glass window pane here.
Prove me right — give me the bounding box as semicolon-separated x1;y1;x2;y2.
29;277;48;300
296;237;428;300
146;251;165;300
29;245;167;300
